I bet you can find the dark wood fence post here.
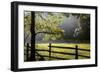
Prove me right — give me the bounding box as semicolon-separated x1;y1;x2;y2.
49;43;51;60
75;45;78;59
26;43;29;61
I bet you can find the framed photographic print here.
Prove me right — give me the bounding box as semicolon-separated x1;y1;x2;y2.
11;1;97;71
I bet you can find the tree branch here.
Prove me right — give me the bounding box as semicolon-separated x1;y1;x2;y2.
35;31;59;35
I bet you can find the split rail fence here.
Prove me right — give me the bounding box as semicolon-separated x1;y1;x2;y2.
24;43;90;61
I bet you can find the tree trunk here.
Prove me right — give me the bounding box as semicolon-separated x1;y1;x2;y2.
30;11;36;61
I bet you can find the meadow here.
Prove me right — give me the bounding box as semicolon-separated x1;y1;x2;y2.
34;43;90;61
24;43;90;61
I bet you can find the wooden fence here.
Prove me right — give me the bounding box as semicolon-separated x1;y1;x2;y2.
24;43;90;61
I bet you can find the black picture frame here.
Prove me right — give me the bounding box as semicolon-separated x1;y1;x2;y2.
11;1;98;72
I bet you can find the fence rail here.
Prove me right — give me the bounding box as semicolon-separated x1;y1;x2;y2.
48;45;90;51
24;43;90;61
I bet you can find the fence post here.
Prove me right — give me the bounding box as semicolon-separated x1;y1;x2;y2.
75;45;78;59
49;43;51;60
26;43;29;61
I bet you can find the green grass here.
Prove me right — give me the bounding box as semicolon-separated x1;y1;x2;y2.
35;43;90;61
24;43;90;61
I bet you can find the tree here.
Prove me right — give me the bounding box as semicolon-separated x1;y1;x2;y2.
73;14;90;41
24;12;66;42
24;11;90;43
24;11;66;61
35;12;65;41
24;11;31;44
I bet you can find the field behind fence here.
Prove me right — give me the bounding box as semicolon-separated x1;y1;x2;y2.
24;43;90;61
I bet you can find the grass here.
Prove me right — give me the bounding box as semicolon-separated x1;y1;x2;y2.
35;43;90;61
24;43;90;61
